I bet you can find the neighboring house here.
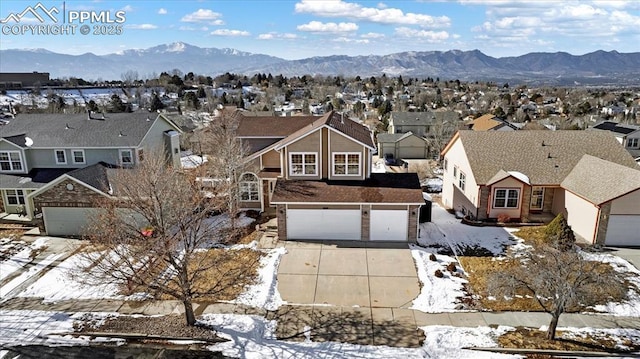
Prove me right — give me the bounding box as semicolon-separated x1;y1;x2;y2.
0;112;182;236
384;111;458;159
238;111;423;242
591;120;640;158
441;130;640;247
377;132;429;160
465;114;517;131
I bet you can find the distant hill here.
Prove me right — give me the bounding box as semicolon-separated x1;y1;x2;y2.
1;42;639;85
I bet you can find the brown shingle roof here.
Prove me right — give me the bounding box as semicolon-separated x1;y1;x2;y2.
270;173;424;204
235;112;319;137
454;130;638;185
276;111;375;150
561;155;640;205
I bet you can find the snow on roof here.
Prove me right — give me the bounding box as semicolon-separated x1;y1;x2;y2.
507;171;530;185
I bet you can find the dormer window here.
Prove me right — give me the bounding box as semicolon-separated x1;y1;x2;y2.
119;149;133;165
0;151;23;172
55;149;67;164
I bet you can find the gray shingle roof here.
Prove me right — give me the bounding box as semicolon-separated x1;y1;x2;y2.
390;111;437;126
377;133;406;143
561;155;640;205
0;168;72;189
0;112;169;148
67;162;118;194
452;130;638;185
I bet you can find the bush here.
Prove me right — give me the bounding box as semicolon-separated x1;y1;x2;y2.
497;213;511;223
429;253;437;261
545;213;576;251
434;269;444;278
446;262;457;272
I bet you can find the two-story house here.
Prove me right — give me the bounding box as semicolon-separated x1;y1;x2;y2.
379;111;458;160
237;111;424;242
0;112;182;235
591;120;640;159
441;130;640;247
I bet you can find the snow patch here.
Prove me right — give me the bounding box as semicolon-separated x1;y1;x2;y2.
230;247;287;310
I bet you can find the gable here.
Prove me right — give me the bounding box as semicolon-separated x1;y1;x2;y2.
397;134;427;147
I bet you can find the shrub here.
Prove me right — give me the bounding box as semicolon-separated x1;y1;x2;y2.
446;262;457;272
497;213;511;223
429;253;437;261
545;213;576;251
434;269;444;278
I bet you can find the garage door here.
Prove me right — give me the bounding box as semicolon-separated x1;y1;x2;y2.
42;207;99;236
605;215;639;247
370;210;408;241
398;146;425;159
287;209;361;240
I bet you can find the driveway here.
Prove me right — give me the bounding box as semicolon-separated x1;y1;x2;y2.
607;247;640;270
277;241;420;308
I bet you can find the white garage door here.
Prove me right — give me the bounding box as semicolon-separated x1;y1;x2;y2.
370;210;408;241
287;209;361;240
42;207;99;237
399;146;424;159
605;215;639;247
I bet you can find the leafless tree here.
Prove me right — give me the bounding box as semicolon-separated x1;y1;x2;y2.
81;149;260;326
488;245;630;340
201;110;255;232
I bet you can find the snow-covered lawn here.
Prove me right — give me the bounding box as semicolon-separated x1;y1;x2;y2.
0;237;49;283
419;204;516;256
410;245;469;312
181;154;207;169
582;251;640;317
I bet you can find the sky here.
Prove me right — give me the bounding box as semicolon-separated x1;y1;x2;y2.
0;0;639;59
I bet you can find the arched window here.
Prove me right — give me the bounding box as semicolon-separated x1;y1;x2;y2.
239;173;259;201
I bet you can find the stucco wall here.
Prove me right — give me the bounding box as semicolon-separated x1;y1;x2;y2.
441;137;479;211
564;190;599;243
487;177;524;219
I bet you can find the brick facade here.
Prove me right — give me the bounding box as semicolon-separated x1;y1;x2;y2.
361;205;371;241
33;179;106;212
407;205;419;243
276;204;287;240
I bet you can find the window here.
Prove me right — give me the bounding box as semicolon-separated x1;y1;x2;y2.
333;152;360;176
530;187;544;210
0;151;23;171
290;152;317;176
54;149;66;164
6;189;25;205
119;149;133;165
443;158;448;171
627;138;639;148
72;150;85;164
494;189;520;208
458;171;466;191
453;166;458;178
239;173;259;201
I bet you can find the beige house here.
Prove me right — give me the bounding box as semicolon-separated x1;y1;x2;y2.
441;130;640;247
237;111;424;242
377;132;429;160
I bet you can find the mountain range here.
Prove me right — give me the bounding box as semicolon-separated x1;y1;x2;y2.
1;42;639;85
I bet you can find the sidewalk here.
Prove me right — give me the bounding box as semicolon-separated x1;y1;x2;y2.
2;297;639;348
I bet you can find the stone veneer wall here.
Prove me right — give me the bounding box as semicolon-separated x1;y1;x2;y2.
33;179;105;211
477;186;490;220
520;186;532;221
361;205;371;241
276;204;287;240
594;202;611;245
407;205;419;243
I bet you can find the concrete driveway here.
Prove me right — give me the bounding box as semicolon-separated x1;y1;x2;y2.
607;247;640;270
277;241;420;308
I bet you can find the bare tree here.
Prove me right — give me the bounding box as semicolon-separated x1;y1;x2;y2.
201;110;254;232
488;245;630;340
81;149;260;326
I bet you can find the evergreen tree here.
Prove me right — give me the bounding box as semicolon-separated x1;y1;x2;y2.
150;92;164;112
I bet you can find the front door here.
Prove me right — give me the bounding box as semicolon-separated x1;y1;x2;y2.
530;186;544;211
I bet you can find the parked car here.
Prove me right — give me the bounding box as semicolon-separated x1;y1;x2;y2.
383;153;396;166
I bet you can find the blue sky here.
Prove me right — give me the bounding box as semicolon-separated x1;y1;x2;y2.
1;0;639;59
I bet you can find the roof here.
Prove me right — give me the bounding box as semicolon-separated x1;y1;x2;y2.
0;112;177;148
276;111;375;150
467;114;505;131
235;112;319;137
67;162;119;194
447;130;638;185
377;132;424;144
0;168;72;189
561;155;640;205
592;121;640;135
487;170;530;186
270;173;424;204
389;111;437;126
